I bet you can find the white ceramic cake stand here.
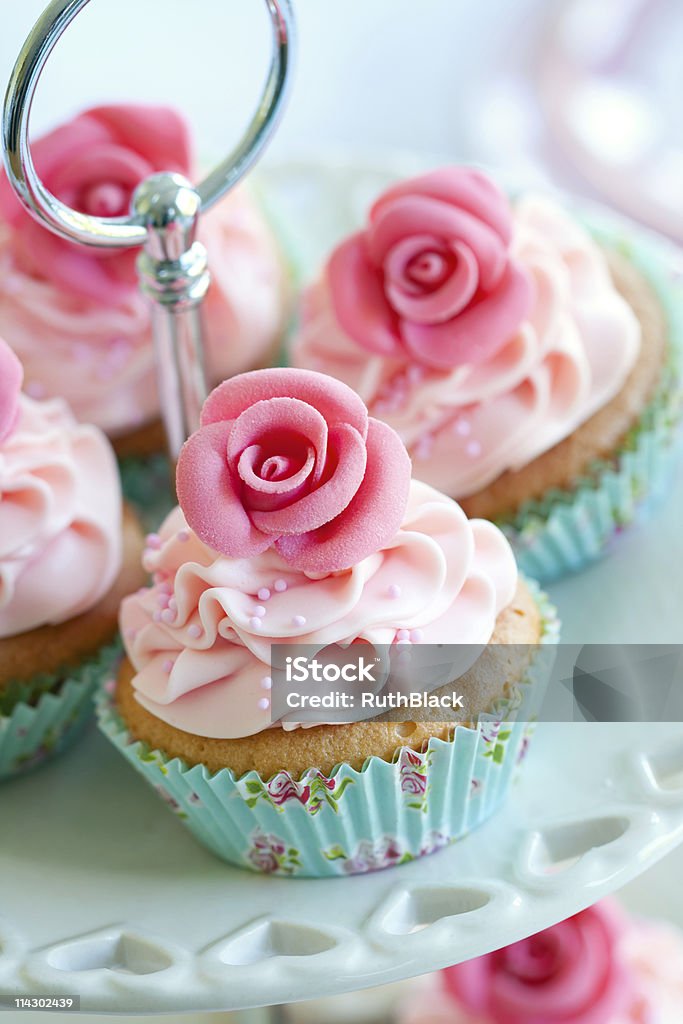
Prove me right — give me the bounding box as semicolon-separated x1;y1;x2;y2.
1;159;682;1015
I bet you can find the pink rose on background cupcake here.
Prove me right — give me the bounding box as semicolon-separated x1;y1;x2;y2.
327;167;532;370
443;901;632;1024
176;368;412;574
0;338;22;443
0;105;192;304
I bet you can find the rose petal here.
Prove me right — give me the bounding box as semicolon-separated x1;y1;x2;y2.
402;261;532;369
386;239;480;324
250;422;368;536
371;167;514;247
176;420;273;559
201;367;369;439
238;443;316;512
368;196;508;290
276;418;411;573
327;234;403;355
0;339;23;443
49;144;153;205
87;105;193;175
228;396;328;488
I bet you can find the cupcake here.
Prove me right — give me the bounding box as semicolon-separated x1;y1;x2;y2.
97;367;557;877
292;167;683;581
0;104;288;464
397;900;683;1024
0;339;146;779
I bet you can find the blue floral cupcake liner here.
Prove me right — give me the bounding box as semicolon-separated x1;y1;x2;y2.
503;218;683;583
96;584;558;878
0;641;121;782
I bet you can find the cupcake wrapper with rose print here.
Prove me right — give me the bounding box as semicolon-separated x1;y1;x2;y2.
119;454;176;531
0;641;121;782
96;584;558;878
502;218;683;583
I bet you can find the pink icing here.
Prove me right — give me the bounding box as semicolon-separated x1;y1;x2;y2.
176;368;412;574
0;393;123;637
327;168;532;370
397;902;683;1024
119;478;517;738
294;186;641;499
0;109;286;439
0;338;22;443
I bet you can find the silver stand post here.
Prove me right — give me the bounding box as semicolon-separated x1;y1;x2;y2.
2;0;295;455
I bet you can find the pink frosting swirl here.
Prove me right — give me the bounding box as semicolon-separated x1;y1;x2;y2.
0;107;286;438
328;168;532;370
294;182;641;499
442;902;632;1024
177;368;412;575
119;478;517;739
0;337;22;443
0;390;123;637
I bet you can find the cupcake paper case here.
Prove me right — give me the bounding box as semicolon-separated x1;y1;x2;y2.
0;339;146;780
292;167;683;582
397;899;683;1024
97;366;558;877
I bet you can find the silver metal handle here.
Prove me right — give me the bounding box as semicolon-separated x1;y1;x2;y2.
2;0;295;456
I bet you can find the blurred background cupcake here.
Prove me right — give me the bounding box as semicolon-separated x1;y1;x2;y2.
97;367;557;877
395;899;683;1024
0;339;146;779
0;103;289;465
292;165;682;582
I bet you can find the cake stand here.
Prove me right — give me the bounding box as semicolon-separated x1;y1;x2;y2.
1;160;683;1015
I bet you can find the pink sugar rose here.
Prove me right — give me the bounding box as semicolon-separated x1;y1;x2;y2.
0;105;192;304
443;901;632;1024
328;167;532;369
0;338;23;443
176;368;412;574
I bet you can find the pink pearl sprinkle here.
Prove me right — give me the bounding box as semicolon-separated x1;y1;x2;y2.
153;611;162;623
454;418;471;437
388;584;402;599
293;615;307;628
261;676;273;690
188;624;202;639
159;582;173;595
396;629;410;641
161;608;176;624
258;697;270;711
466;440;483;459
396;638;412;646
274;579;288;593
258;588;271;602
254;605;267;618
177;529;190;543
410;629;424;643
162;659;174;674
250;617;262;630
146;533;162;550
158;593;171;609
168;598;177;612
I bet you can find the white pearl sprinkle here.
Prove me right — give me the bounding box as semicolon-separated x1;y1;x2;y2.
454;417;471;437
466;440;483;459
261;676;273;690
258;697;271;711
258;588;271;601
396;629;410;641
410;628;424;643
177;530;190;543
250;617;262;630
254;605;267;618
274;579;288;593
188;624;202;639
388;584;402;599
293;615;307;628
